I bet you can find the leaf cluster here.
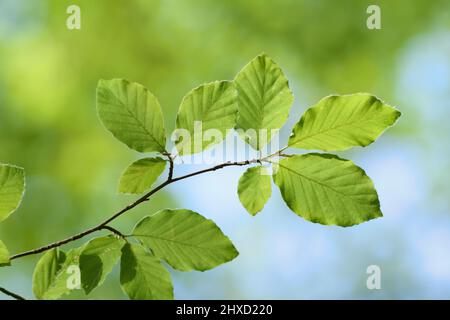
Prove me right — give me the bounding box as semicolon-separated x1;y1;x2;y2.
0;54;400;300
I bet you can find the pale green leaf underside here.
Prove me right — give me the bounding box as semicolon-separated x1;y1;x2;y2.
0;240;10;267
80;236;125;294
175;80;238;155
97;79;166;153
133;209;239;271
118;157;166;194
235;54;294;150
288;93;401;151
32;247;82;300
0;164;25;223
238;166;272;216
273;154;382;227
120;243;173;300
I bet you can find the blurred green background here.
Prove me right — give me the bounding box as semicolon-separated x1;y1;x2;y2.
1;0;449;299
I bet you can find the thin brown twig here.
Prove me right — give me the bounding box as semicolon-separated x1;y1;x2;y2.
9;147;290;261
9;155;276;261
164;152;175;181
0;287;26;300
101;225;126;238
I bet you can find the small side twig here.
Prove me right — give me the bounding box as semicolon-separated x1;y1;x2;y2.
0;287;26;300
165;153;174;181
101;225;126;238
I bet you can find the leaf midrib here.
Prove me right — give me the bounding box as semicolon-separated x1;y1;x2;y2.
134;233;223;252
105;91;165;152
289;113;389;147
276;161;371;206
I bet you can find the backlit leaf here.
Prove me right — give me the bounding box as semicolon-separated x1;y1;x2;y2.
238;166;272;215
118;157;166;194
0;164;25;223
273;153;382;227
0;240;10;267
32;247;82;300
175;81;238;155
133;209;239;271
234;54;294;150
97;79;166;153
79;236;125;294
120;243;173;300
288;93;401;151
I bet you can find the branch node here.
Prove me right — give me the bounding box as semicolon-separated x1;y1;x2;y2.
101;225;126;239
164;153;174;181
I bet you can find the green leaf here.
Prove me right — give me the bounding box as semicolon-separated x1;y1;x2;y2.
273;154;382;227
238;166;272;216
133;209;239;271
234;54;294;150
32;249;65;300
97;79;166;153
175;81;238;155
32;247;82;300
0;164;25;223
118;157;166;194
79;236;125;294
120;243;173;300
288;93;401;151
0;240;10;267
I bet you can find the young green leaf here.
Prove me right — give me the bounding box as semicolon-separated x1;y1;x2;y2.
133;209;239;271
273;153;382;227
97;79;166;153
79;236;125;294
118;157;166;194
32;247;82;300
238;166;272;216
175;81;238;155
0;240;10;267
234;54;294;150
120;243;173;300
32;248;65;300
288;93;401;151
0;164;25;223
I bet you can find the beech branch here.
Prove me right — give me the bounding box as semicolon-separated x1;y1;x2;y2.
9;150;286;261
